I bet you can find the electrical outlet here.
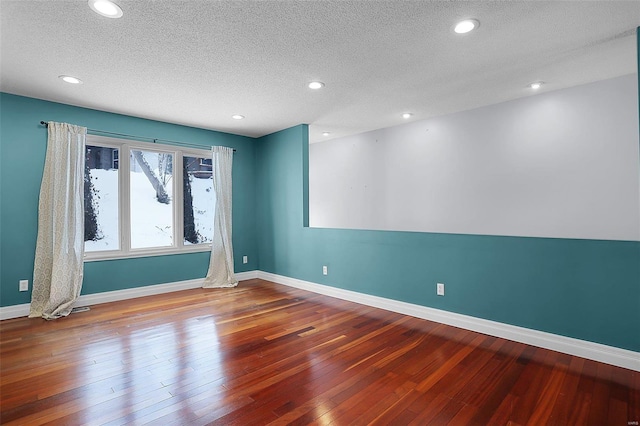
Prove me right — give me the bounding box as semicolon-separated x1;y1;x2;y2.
436;282;445;296
19;280;29;292
243;255;248;264
322;265;328;276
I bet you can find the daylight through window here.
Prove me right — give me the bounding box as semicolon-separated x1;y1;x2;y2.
84;136;215;260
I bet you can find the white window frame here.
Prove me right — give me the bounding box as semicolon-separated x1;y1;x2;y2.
84;135;213;262
112;149;119;169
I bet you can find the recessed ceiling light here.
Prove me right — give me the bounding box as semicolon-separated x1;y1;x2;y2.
402;113;413;119
454;19;479;34
232;114;245;120
88;0;123;18
59;75;83;84
528;81;544;90
322;132;331;137
308;81;325;90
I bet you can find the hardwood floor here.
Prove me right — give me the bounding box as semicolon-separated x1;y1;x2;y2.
1;278;638;425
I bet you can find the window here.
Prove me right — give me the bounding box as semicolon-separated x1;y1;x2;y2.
84;135;214;260
129;149;175;249
183;155;215;245
85;145;120;252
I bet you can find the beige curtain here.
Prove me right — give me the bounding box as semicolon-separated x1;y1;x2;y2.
30;122;86;319
203;146;238;288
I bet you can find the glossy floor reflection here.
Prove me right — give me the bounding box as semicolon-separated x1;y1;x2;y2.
1;279;638;425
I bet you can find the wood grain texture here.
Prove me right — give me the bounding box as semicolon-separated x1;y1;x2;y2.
1;279;638;425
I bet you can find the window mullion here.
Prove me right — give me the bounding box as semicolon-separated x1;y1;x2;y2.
120;143;132;254
175;151;185;249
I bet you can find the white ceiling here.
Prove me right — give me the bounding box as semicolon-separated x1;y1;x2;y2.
1;1;638;143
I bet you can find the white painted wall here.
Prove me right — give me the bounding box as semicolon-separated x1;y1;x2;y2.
309;74;640;241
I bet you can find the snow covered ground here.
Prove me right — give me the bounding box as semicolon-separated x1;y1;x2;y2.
85;169;119;251
185;175;215;245
85;168;214;252
129;171;174;248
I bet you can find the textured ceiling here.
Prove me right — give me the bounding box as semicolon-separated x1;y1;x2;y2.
1;1;638;143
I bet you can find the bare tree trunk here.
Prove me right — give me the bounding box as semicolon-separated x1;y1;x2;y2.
84;160;101;241
183;158;198;244
132;150;170;204
158;153;172;186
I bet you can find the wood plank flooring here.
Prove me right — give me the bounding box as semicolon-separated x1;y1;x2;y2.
1;278;638;425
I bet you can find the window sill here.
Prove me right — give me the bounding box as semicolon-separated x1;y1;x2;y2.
84;244;212;262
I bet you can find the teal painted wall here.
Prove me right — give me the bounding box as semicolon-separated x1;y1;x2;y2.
256;124;640;352
0;93;258;307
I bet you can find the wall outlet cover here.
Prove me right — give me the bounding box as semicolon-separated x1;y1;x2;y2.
437;283;445;296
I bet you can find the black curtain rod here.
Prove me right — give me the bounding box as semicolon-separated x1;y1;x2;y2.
39;121;235;152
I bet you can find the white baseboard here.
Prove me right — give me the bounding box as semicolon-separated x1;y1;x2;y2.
0;270;259;321
235;270;259;281
257;271;640;372
0;304;30;321
3;269;636;371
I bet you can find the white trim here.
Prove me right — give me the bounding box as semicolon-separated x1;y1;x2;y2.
0;304;30;321
84;244;212;262
0;271;259;321
235;270;259;280
3;269;634;372
257;271;640;372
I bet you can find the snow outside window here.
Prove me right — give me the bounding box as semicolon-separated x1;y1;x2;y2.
130;149;174;249
183;155;215;245
83;136;215;260
85;145;120;252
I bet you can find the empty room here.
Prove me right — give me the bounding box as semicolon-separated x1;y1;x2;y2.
1;1;639;425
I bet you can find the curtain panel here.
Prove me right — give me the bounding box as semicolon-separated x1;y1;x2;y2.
203;146;238;288
30;122;86;319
